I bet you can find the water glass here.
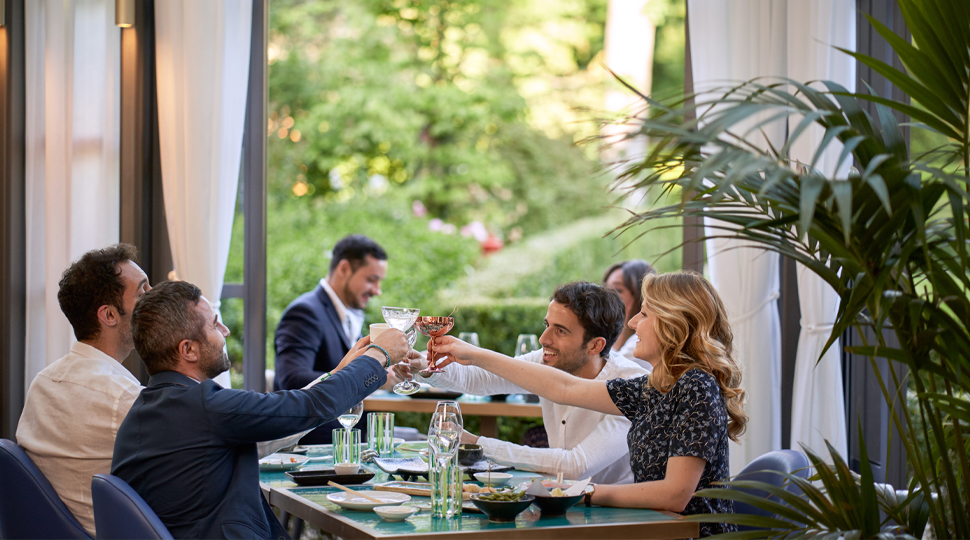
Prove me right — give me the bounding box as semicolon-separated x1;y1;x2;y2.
515;334;539;356
332;428;360;464
367;412;395;456
458;332;480;347
429;450;463;518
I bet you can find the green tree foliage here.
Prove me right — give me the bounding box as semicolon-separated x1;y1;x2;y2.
266;0;619;237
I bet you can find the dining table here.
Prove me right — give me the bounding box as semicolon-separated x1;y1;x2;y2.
260;444;699;540
363;391;543;439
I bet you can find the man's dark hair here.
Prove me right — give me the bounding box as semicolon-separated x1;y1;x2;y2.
551;282;625;359
328;235;387;274
603;259;656;321
57;244;139;341
131;281;206;376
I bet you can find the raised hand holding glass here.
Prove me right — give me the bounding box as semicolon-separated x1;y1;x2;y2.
381;306;421;395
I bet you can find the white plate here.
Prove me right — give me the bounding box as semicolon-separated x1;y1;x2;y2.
326;491;411;511
259;453;309;471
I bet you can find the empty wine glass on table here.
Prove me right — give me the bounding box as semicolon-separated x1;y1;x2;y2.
336;401;363;463
381;306;421;395
338;401;363;432
428;412;463;517
434;401;463;431
457;332;480;347
428;413;462;458
515;334;539;356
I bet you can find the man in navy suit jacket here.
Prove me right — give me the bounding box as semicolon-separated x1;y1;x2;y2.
111;281;408;539
274;235;390;443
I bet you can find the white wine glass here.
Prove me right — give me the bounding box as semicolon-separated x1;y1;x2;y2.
434;401;463;431
458;332;480;347
515;334;540;356
382;306;421;395
338;401;363;432
428;412;461;462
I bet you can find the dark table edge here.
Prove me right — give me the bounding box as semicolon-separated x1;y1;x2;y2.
270;487;699;540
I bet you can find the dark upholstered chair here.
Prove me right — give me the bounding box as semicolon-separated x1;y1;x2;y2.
91;474;173;540
0;438;93;539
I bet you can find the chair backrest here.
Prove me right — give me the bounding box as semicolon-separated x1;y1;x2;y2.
0;439;93;539
733;449;810;520
91;474;173;540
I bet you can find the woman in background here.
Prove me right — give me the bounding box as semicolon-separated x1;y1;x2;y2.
603;260;655;369
434;271;746;537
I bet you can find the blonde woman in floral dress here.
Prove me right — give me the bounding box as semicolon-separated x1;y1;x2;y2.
433;271;747;537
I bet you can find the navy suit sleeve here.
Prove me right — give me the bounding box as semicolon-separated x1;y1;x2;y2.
274;301;330;389
202;356;388;445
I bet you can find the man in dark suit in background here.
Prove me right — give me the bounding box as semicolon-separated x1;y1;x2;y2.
112;281;407;539
274;234;390;443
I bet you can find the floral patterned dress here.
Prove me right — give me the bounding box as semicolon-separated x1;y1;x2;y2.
607;368;736;537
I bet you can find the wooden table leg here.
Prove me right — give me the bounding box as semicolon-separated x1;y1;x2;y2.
480;416;497;438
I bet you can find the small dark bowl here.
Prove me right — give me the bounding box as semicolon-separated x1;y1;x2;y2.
470;494;535;523
457;444;484;466
530;493;584;517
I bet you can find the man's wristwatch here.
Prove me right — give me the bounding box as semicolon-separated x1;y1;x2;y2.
364;344;391;367
584;483;596;507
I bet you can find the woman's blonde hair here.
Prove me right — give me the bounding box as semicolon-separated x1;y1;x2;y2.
642;271;747;442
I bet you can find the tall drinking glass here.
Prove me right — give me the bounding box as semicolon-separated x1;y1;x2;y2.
428;412;462;518
367;412;396;456
382;307;421;395
332;428;361;464
514;334;540;356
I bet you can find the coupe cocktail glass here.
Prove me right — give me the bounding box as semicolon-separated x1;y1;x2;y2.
415;316;454;374
382;306;421;395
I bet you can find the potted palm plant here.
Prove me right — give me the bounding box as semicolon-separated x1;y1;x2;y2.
610;0;968;537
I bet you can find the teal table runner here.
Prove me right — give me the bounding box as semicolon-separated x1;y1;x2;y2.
262;445;698;538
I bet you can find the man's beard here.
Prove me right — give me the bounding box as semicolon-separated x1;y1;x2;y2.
343;283;369;310
200;340;231;380
120;322;134;351
541;345;588;375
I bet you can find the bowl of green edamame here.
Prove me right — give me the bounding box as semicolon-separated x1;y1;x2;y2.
469;491;535;523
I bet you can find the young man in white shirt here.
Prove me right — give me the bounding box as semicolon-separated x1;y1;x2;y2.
415;282;649;484
16;244;150;535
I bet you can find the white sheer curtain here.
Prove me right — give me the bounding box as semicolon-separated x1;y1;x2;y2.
154;0;252;388
786;1;854;460
690;0;786;475
23;0;120;387
689;0;854;472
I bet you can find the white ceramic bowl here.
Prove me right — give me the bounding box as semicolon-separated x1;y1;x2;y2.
333;463;360;475
374;505;418;521
473;472;513;486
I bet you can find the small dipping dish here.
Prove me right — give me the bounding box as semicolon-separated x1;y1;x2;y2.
473;472;512;486
374;505;418;521
333;463;360;475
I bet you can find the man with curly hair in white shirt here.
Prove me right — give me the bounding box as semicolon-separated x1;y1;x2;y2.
16;244;150;535
415;281;649;484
